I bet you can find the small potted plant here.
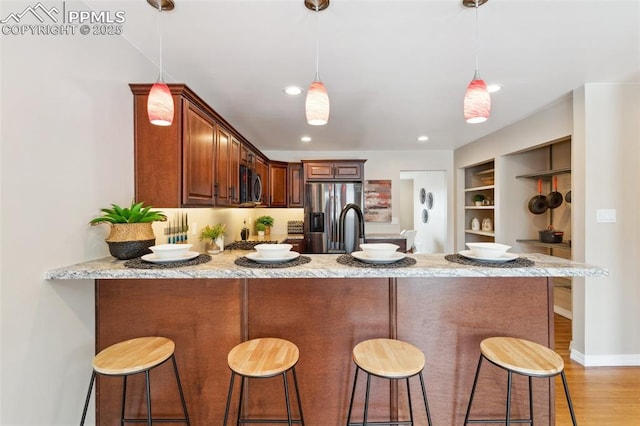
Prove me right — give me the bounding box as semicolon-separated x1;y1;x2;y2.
473;194;485;206
255;215;274;235
90;201;167;260
255;222;266;237
199;224;226;254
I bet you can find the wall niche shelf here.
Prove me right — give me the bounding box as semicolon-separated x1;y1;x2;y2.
465;206;494;210
465;184;495;192
516;239;571;250
466;230;495;237
515;167;571;180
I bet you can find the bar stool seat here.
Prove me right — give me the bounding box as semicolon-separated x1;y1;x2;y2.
81;336;190;425
223;337;304;425
464;336;577;425
347;338;432;426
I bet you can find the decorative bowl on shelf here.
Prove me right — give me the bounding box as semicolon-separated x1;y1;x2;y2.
465;242;511;258
149;243;193;259
254;243;293;259
359;243;400;259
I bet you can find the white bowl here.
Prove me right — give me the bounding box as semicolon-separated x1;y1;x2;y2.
359;243;400;259
254;243;293;259
149;243;193;259
465;242;511;258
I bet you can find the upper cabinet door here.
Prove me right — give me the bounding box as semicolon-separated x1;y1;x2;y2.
303;160;365;182
183;103;216;205
229;137;240;204
288;163;304;207
215;126;231;205
269;163;288;207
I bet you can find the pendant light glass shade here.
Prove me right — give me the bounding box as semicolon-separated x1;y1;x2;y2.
305;80;330;126
464;71;490;123
147;81;174;126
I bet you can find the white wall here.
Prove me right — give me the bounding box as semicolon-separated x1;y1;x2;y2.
264;150;455;253
0;13;159;425
572;83;640;366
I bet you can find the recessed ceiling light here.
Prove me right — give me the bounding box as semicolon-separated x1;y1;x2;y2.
301;136;312;143
284;86;303;96
417;135;429;142
487;83;503;93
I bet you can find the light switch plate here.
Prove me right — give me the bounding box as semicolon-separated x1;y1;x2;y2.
596;209;616;223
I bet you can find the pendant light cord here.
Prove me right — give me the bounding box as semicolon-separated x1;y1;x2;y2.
314;4;320;81
157;1;164;81
474;0;480;76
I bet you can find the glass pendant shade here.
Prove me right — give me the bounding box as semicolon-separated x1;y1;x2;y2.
147;81;174;126
464;73;490;123
305;80;330;126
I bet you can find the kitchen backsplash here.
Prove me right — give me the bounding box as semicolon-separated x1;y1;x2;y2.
152;207;304;252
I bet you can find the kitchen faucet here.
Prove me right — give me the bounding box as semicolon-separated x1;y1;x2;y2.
338;203;365;253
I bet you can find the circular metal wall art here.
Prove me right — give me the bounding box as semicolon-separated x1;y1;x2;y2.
422;209;429;224
419;188;426;204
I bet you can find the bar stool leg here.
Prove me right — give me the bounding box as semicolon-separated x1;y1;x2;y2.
418;372;433;426
363;373;372;425
505;370;513;426
121;375;128;426
291;367;305;425
528;376;534;424
145;370;152;426
464;354;484;425
405;377;414;425
170;355;191;425
346;367;360;425
222;372;236;426
560;372;578;426
80;372;96;426
282;371;293;426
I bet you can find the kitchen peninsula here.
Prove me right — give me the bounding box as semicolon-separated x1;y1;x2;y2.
47;253;605;425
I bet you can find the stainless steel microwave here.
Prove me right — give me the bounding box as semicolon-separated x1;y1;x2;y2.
239;165;262;204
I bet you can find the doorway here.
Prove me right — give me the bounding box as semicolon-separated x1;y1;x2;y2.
399;171;447;253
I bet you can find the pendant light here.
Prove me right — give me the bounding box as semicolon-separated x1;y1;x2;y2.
305;0;330;126
463;0;491;124
147;0;174;126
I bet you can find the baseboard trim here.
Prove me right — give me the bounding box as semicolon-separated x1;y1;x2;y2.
570;349;640;367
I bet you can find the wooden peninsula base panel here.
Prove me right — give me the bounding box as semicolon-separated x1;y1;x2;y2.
95;276;554;425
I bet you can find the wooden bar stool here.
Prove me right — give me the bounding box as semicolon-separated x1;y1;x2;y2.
464;336;577;425
80;336;190;426
346;338;432;426
223;337;304;425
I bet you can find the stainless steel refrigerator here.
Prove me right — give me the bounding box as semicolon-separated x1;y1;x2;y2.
304;182;364;254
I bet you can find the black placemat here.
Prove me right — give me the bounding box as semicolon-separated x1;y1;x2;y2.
337;254;417;268
235;255;312;268
445;254;534;268
124;254;212;269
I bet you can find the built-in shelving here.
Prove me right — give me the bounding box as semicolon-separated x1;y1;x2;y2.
465;185;495;192
465;206;494;210
516;239;571;250
466;230;495;237
516;167;571;180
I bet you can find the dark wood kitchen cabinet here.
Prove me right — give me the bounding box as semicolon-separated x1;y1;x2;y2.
287;162;304;207
302;160;365;182
269;162;288;207
131;83;246;208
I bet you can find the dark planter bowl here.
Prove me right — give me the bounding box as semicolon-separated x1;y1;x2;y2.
539;230;564;244
107;239;155;260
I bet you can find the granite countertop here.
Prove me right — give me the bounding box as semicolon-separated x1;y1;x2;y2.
46;252;607;280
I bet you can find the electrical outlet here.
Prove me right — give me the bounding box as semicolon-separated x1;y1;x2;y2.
191;222;198;235
596;209;616;223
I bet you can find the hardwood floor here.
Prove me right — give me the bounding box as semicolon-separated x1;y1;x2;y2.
554;314;640;425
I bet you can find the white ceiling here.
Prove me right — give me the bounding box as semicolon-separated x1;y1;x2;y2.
93;0;639;151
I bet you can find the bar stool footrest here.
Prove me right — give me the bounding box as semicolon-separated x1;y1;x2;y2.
238;419;303;424
123;418;190;423
347;421;416;426
466;419;532;424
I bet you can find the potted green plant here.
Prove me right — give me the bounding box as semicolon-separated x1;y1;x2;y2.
90;201;167;260
255;222;266;237
199;224;226;254
473;194;485;206
255;215;274;235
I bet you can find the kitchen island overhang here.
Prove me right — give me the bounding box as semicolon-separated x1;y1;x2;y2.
47;253;605;425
